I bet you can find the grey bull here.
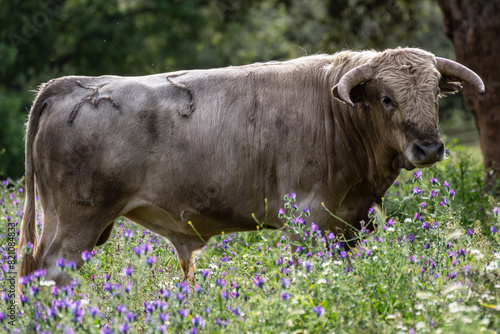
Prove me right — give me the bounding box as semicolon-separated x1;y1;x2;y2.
18;48;484;288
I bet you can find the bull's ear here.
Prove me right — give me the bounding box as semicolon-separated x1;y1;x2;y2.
331;83;366;105
439;75;463;95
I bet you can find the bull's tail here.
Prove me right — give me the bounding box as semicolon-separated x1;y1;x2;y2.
17;84;51;288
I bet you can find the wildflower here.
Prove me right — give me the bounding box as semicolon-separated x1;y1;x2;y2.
220;290;228;299
431;178;438;184
494;207;499;215
420;202;427;209
123;229;134;238
413;187;422;195
146;255;157;266
414;212;422;221
444;181;450;187
296;245;304;253
290;193;296;201
408;234;415;243
327;232;335;240
31;269;45;280
19;295;29;304
430;190;438;198
413;170;422;179
422;222;430;229
467;229;474;236
365;249;372;256
278;208;285;218
280;292;291;300
116;304;127;314
118;323;129;333
281;278;290;289
448;272;457;279
200;269;210;279
81;250;92;262
387;218;394;226
313;305;325;317
125;311;137;323
311;222;318;232
215;278;226;287
340;251;347;258
253;276;264;289
303;206;310;216
192;315;205;327
448;251;454;258
179;308;190;318
123;266;134;277
67;261;76;270
56;258;65;268
491;226;497;233
368;207;375;215
449;189;455;197
304;261;313;271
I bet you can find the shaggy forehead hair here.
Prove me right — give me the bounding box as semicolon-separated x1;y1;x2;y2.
371;48;441;125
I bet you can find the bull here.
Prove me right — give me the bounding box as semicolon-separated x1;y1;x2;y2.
18;48;484;288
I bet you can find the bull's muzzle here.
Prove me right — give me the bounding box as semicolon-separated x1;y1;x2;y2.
407;139;445;167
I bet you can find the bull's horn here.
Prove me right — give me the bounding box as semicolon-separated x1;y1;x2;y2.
436;57;485;94
336;63;374;106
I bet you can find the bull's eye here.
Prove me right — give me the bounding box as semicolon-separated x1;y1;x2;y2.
381;96;394;107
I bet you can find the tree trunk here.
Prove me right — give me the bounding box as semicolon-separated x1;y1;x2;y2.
436;0;500;190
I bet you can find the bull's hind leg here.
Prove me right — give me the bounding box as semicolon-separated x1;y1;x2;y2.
39;209;119;287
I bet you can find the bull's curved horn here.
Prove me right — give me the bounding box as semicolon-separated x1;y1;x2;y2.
336;63;374;106
436;57;485;94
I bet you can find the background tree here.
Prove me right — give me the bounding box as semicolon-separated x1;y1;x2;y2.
436;0;500;189
1;0;460;179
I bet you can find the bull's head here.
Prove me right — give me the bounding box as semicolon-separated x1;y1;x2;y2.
332;50;485;170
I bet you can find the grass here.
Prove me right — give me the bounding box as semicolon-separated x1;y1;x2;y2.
0;144;499;333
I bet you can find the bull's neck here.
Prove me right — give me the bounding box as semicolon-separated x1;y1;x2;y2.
327;102;400;205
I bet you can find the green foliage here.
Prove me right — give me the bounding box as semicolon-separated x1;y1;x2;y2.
1;145;499;332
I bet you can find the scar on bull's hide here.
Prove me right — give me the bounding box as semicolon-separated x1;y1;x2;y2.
165;73;195;117
68;81;121;124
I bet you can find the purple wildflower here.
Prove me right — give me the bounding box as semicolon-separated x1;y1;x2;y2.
56;258;65;268
146;255;157;266
413;170;422;179
327;232;335;240
123;229;134;238
467;229;474;236
422;222;430;229
449;189;455;197
253;276;264;289
179;308;189;318
491;226;497;233
431;177;438;184
280;292;291;300
413;187;422;195
387;218;394;226
81;250;92;262
278;208;285;217
124;266;134;277
493;207;499;215
444;181;450;187
313;305;325;317
311;222;318;232
118;323;129;333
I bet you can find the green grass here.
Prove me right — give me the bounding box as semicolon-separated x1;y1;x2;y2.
1;145;499;333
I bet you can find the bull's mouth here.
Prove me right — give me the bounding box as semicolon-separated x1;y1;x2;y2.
392;155;416;170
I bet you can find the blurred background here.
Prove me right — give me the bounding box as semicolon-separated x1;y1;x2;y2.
0;0;479;179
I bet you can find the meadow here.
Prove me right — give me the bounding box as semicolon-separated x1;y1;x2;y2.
1;144;499;333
